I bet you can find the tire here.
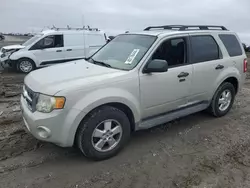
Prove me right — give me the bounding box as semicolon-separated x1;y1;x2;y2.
76;106;131;160
208;82;235;117
17;58;35;73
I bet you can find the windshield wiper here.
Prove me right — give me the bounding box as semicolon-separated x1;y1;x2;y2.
89;58;112;68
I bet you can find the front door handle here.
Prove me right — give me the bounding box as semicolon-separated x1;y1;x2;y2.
215;64;224;70
56;50;62;52
178;72;189;78
66;49;72;51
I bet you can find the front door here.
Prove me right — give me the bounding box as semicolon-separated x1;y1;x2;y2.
30;35;65;66
139;36;193;119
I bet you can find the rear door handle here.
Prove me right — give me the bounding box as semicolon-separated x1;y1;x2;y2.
215;64;224;70
56;50;62;52
178;72;189;78
66;49;72;51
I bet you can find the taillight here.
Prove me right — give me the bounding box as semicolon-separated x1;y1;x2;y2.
244;59;248;73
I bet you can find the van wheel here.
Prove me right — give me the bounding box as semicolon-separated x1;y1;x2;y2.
17;58;35;73
208;82;235;117
76;106;131;160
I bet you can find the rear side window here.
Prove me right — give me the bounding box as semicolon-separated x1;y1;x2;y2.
191;35;220;63
219;34;243;57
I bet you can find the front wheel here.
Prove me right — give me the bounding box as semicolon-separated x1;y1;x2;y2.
17;58;35;73
76;106;131;160
208;82;235;117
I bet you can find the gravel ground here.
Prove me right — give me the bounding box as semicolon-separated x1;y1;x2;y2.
0;53;250;187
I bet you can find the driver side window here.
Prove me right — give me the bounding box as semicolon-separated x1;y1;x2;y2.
30;35;63;50
152;37;187;68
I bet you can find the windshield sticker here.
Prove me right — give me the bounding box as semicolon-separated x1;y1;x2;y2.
125;49;140;65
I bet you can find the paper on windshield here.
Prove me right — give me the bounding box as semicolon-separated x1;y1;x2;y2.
124;49;140;65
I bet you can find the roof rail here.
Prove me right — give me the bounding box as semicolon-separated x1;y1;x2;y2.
144;25;228;31
50;25;100;31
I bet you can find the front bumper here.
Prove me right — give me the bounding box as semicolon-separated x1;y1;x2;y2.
0;57;15;69
20;95;83;147
0;59;10;69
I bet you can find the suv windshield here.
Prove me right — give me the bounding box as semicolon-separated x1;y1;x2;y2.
23;34;42;46
90;34;156;70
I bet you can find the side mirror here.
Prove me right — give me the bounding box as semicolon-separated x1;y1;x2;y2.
143;59;168;73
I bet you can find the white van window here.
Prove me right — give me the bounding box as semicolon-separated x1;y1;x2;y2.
23;34;42;46
30;35;64;50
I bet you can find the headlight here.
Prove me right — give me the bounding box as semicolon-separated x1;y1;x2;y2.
1;48;6;53
36;94;65;113
1;51;13;58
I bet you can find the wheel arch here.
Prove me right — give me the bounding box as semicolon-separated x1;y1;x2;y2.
213;67;241;97
222;77;239;94
18;57;36;65
73;102;137;146
10;51;38;67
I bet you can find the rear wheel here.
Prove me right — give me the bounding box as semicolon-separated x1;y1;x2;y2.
76;106;131;160
17;58;35;73
208;82;235;117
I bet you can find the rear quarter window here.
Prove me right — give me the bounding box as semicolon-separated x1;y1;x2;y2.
219;34;243;57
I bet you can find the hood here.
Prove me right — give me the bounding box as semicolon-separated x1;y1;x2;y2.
25;59;127;95
1;44;25;52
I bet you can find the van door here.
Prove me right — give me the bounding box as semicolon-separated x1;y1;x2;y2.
188;34;228;103
30;35;64;66
63;33;86;61
85;34;106;57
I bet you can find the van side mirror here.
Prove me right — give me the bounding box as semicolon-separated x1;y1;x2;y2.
143;59;168;73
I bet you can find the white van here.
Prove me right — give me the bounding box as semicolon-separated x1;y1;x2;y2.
0;27;107;73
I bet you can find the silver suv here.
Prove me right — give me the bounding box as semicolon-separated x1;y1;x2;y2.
21;25;247;160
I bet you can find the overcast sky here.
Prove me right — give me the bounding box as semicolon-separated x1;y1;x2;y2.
1;0;250;43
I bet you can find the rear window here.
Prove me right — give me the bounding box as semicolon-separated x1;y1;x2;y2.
219;34;243;57
190;35;220;63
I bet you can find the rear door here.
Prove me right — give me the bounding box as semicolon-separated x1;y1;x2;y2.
188;34;228;103
30;35;64;66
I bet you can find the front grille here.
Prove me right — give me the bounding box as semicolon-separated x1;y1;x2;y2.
23;85;38;112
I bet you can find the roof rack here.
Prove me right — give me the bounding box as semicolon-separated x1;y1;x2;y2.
50;25;100;31
144;25;228;31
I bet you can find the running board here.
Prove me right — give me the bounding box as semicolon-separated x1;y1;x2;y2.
137;102;209;130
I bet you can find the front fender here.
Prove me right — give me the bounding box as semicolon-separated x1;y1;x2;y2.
72;88;141;123
9;51;38;65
